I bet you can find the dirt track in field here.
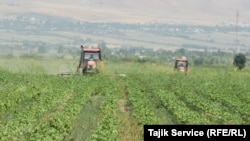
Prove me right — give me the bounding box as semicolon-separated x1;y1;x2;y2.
117;84;143;141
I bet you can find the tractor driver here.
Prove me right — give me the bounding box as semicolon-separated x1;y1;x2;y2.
89;54;94;61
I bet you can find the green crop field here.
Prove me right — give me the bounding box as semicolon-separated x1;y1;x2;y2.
0;57;249;141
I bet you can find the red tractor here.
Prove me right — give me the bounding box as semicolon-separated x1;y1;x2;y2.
174;57;189;72
77;45;104;74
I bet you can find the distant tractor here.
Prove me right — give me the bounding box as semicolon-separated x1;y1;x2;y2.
77;45;104;74
174;57;189;72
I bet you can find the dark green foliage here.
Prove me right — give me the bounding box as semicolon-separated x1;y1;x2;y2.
234;53;246;70
194;57;205;66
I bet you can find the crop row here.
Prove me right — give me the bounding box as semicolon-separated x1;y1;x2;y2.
87;84;120;141
126;78;159;126
0;73;95;140
128;72;249;124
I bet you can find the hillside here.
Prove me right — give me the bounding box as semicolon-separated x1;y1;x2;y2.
1;0;250;25
1;0;250;55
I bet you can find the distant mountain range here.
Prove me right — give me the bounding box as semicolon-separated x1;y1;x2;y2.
1;0;250;25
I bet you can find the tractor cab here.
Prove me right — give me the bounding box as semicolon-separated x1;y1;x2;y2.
174;57;188;72
77;45;103;74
